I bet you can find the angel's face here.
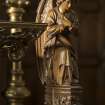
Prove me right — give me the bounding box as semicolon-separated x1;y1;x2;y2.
59;0;71;13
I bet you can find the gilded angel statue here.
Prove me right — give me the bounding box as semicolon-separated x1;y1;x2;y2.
35;0;79;85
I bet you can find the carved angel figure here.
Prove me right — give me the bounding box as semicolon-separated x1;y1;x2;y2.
35;0;79;85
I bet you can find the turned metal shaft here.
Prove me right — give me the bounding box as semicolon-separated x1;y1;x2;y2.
5;0;31;105
6;59;30;105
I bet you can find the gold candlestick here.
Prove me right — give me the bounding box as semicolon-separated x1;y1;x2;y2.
5;0;31;105
6;0;30;33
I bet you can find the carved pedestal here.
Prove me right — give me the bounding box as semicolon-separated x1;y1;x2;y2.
45;82;82;105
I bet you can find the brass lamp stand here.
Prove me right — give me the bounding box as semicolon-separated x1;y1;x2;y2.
6;44;30;105
0;0;47;105
0;22;47;105
5;1;30;105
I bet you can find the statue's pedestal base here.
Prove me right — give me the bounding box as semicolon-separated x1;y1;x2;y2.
44;83;82;105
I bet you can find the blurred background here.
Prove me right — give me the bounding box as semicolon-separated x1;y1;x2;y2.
0;0;104;105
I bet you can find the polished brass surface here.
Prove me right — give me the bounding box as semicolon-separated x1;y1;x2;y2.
6;0;30;33
0;22;47;105
6;58;31;105
5;0;31;105
2;0;48;104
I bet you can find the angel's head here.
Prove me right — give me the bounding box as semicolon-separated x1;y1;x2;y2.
58;0;71;13
57;0;71;5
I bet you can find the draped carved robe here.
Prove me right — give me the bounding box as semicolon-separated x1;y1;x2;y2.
35;0;79;85
43;7;79;85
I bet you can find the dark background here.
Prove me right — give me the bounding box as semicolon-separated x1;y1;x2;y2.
0;0;105;105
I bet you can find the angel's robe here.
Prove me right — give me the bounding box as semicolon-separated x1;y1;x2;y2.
41;7;79;85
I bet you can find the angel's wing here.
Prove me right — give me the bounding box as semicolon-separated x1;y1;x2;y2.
35;0;55;84
36;0;54;23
